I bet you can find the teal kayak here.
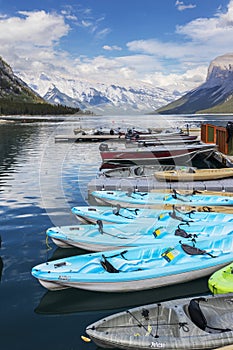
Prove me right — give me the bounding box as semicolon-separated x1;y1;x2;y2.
71;205;233;225
32;234;233;292
46;220;233;251
92;189;233;208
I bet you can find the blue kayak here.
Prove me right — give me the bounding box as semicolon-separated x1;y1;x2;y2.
32;234;233;292
92;189;233;208
71;205;233;225
71;205;159;224
46;220;233;251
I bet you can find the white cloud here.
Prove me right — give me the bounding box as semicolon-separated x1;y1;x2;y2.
176;0;233;41
95;27;111;39
127;39;190;59
61;9;78;21
175;1;196;11
0;10;72;82
0;13;7;19
71;5;109;39
143;66;208;93
80;19;92;27
0;11;69;46
127;1;233;71
2;2;233;95
103;45;122;51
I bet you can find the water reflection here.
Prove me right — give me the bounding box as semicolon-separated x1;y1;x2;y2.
48;246;88;261
0;256;3;281
35;276;209;315
0;123;39;176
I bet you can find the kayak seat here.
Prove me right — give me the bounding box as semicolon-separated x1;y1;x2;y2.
181;243;216;258
169;211;192;223
112;208;134;219
101;256;119;273
100;253;157;273
175;227;193;239
172;194;190;202
187;298;231;333
101;256;143;273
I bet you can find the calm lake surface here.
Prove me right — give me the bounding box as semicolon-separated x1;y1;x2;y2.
0;114;232;350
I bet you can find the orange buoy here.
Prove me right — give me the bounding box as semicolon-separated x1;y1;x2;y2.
81;335;91;342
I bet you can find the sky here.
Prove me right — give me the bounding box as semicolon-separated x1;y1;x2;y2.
0;0;232;92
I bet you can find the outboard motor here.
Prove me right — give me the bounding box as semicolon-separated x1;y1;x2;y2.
226;121;233;143
99;143;109;151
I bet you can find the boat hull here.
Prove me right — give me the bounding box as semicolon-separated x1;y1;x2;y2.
38;279;69;291
155;167;233;182
37;263;228;292
51;237;73;248
86;294;233;350
100;144;216;164
51;236;130;252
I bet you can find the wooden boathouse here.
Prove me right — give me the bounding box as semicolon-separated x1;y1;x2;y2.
201;122;233;155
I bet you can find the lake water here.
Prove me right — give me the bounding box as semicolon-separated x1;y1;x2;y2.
0;114;232;350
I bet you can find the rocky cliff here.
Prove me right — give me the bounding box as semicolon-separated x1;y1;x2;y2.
155;53;233;114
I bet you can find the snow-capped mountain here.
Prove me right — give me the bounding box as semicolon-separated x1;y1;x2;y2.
155;53;233;114
43;85;87;110
16;71;182;115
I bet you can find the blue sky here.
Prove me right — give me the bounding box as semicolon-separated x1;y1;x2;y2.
0;0;232;92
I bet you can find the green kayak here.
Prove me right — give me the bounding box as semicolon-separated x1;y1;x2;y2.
208;262;233;294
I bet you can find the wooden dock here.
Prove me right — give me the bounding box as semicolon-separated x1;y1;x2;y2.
87;175;233;205
55;127;201;143
88;176;233;193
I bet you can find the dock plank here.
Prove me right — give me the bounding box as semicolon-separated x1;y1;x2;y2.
88;176;233;206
